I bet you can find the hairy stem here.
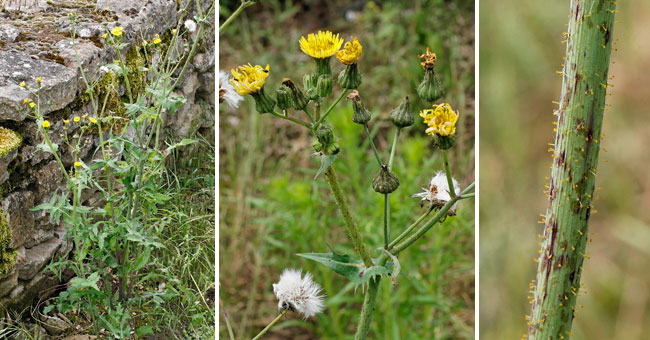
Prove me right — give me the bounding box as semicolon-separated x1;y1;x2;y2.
251;310;287;340
528;1;616;339
219;1;254;33
363;124;383;167
316;89;348;127
383;194;389;249
354;277;380;340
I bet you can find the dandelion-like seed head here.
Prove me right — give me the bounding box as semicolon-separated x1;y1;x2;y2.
273;269;325;319
419;47;437;70
184;20;197;33
219;71;244;108
420;103;459;137
336;38;362;65
230;64;270;95
412;171;460;211
299;30;344;59
111;26;123;37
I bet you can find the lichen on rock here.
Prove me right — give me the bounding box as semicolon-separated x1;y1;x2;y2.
0;127;21;158
0;209;17;277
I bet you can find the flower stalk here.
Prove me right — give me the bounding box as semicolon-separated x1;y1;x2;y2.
251;310;287;340
527;1;616;338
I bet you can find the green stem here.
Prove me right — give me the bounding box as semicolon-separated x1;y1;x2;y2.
323;166;373;267
388;128;401;170
316;89;348;127
383;194;389;249
388;206;434;250
270;111;311;128
251;310;287;340
219;1;254;34
363;124;383;167
353;277;380;340
303;107;315;124
441;149;456;198
528;1;616;339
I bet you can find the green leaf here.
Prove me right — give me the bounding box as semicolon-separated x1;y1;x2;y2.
381;249;401;285
136;326;154;335
36;141;58;154
297;251;392;287
314;154;337;180
69;272;101;291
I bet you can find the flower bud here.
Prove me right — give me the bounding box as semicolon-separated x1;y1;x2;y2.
390;96;414;128
282;78;310;110
417;69;443;102
338;63;362;89
315;124;334;147
303;74;319;100
250;86;276;114
372;165;400;194
346;90;371;125
317;74;333;98
276;85;292;111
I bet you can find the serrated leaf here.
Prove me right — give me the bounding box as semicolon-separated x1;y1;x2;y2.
381;249;401;285
314;154;337;180
297;251;392;287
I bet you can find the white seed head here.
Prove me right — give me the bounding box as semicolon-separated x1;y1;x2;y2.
412;171;461;212
219;70;244;109
184;19;197;33
272;269;325;318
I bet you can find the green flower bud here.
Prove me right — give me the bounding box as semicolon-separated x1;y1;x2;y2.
346;90;371;125
372;165;400;194
282;78;310;110
303;74;319;100
317;74;333;98
276;85;292;110
390;96;414;128
338;63;362;89
417;68;444;102
315;124;335;147
314;57;332;78
432;134;455;150
250;86;275;114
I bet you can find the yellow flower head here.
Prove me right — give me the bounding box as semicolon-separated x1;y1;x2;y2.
336;38;362;65
29;102;35;108
89;117;97;123
36;77;42;83
299;30;344;59
74;161;82;167
419;47;437;70
82;114;88;119
111;26;124;37
24;98;29;103
420;103;459;137
102;33;108;39
42;120;50;128
230;64;270;95
153;34;161;44
64;119;69;124
19;81;26;87
74;116;80;122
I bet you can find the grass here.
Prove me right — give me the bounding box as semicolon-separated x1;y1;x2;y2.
479;1;650;339
219;1;474;338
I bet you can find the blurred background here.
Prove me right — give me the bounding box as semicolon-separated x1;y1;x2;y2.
219;0;474;339
480;1;650;339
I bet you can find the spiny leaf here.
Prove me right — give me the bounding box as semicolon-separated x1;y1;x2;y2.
314;154;337;180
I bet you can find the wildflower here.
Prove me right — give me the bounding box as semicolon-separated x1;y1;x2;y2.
89;117;97;124
337;38;363;89
36;77;42;83
281;78;309;110
230;64;275;113
412;171;460;213
218;71;244;109
74;161;82;167
184;19;196;33
114;60;120;65
42;120;50;128
275;85;292;111
372;165;400;194
300;30;343;77
19;81;26;87
272;269;325;318
390;96;414;128
420;103;458;137
417;47;444;102
23;98;29;104
171;29;177;35
316;74;333;98
102;33;108;39
153;34;161;44
314;124;339;155
73;116;80;122
346;90;371;125
82;114;88;119
111;26;123;37
141;40;148;47
63;120;69;125
29;102;35;108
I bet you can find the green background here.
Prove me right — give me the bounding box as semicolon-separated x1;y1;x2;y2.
219;0;475;339
480;1;650;339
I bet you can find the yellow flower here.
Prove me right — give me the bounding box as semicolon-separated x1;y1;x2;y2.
82;114;88;119
74;161;82;167
419;47;437;70
153;34;161;44
19;81;26;87
420;103;459;137
336;38;362;65
111;26;123;37
102;33;108;39
42;120;50;128
24;98;29;103
114;60;120;65
89;117;97;123
74;116;80;122
230;64;270;95
63;119;69;124
29;102;35;108
171;29;177;35
36;77;42;83
299;30;343;59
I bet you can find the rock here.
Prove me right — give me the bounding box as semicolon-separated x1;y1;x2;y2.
41;314;69;335
1;191;35;249
61;335;97;340
0;269;17;297
0;24;19;43
34;160;66;204
16;237;61;281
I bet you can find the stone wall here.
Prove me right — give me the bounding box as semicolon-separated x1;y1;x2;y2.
0;0;214;311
